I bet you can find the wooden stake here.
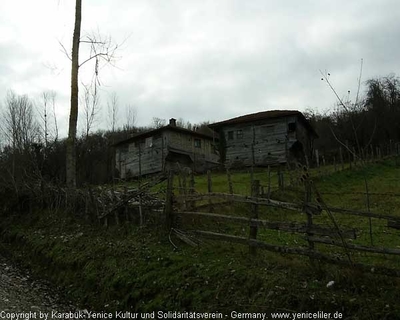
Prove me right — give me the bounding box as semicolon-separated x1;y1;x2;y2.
165;171;174;229
226;168;233;195
207;170;212;211
364;176;373;246
267;166;271;199
305;182;314;250
249;180;260;255
189;170;195;210
339;146;344;170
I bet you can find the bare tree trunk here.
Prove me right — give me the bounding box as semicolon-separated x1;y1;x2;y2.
66;0;82;188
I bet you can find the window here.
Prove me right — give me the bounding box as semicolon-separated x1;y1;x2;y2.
288;122;296;132
145;137;153;148
227;131;234;140
236;130;243;139
194;139;201;148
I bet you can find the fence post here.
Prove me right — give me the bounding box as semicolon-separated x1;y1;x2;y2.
364;176;373;246
138;193;143;227
267;166;271;199
207;170;212;212
177;172;183;195
226;168;234;195
249;179;260;255
353;146;357;166
339;146;344;170
85;189;90;221
165;171;174;230
182;172;187;210
278;166;284;190
111;188;120;225
304;155;309;169
346;141;352;169
124;186;130;222
304;181;314;250
370;145;374;162
88;187;100;226
189;170;195;210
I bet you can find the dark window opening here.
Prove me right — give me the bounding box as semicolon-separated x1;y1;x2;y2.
194;139;201;148
227;131;234;140
237;130;243;139
288;122;296;132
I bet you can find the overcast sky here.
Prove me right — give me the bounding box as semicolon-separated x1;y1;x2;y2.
1;0;399;137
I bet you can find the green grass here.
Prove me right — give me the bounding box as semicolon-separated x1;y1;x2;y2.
2;209;400;318
174;158;400;268
1;158;400;318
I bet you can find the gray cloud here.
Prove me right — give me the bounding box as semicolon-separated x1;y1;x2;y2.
1;0;400;135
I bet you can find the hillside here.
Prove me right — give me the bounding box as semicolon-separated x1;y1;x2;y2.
1;159;400;319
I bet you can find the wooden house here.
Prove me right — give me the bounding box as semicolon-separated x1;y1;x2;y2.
114;119;219;178
208;110;318;168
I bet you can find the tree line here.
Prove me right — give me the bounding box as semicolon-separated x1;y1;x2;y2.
0;73;399;190
305;74;400;161
0;89;212;189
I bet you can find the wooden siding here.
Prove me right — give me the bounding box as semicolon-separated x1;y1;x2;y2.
116;128;218;178
221;115;314;168
165;130;218;172
116;133;165;178
166;131;215;159
295;119;314;158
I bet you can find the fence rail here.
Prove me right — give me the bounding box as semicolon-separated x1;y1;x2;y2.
165;168;400;278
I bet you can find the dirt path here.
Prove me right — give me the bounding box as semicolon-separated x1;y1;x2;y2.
0;254;77;314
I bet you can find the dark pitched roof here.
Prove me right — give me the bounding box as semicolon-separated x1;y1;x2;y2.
208;110;318;137
114;124;218;147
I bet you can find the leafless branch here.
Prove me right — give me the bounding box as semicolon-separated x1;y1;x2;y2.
355;58;364;109
363;119;377;151
107;92;119;132
58;40;72;61
78;32;119;68
328;125;356;157
81;82;101;138
320;60;370;163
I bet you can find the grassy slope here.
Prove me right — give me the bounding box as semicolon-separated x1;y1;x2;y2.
1;159;400;318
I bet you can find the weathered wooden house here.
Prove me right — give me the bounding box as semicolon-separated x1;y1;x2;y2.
114;119;219;178
208;110;318;168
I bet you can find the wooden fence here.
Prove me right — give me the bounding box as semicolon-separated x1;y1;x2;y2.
312;142;400;176
164;169;400;277
11;174;167;227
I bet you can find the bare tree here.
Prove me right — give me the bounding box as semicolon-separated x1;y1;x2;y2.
2;91;38;152
65;0;119;187
320;59;374;162
107;92;119;132
50;91;59;142
66;0;82;188
38;90;59;148
152;117;166;129
176;118;193;130
123;104;137;131
81;83;101;138
1;91;39;181
41;92;49;148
